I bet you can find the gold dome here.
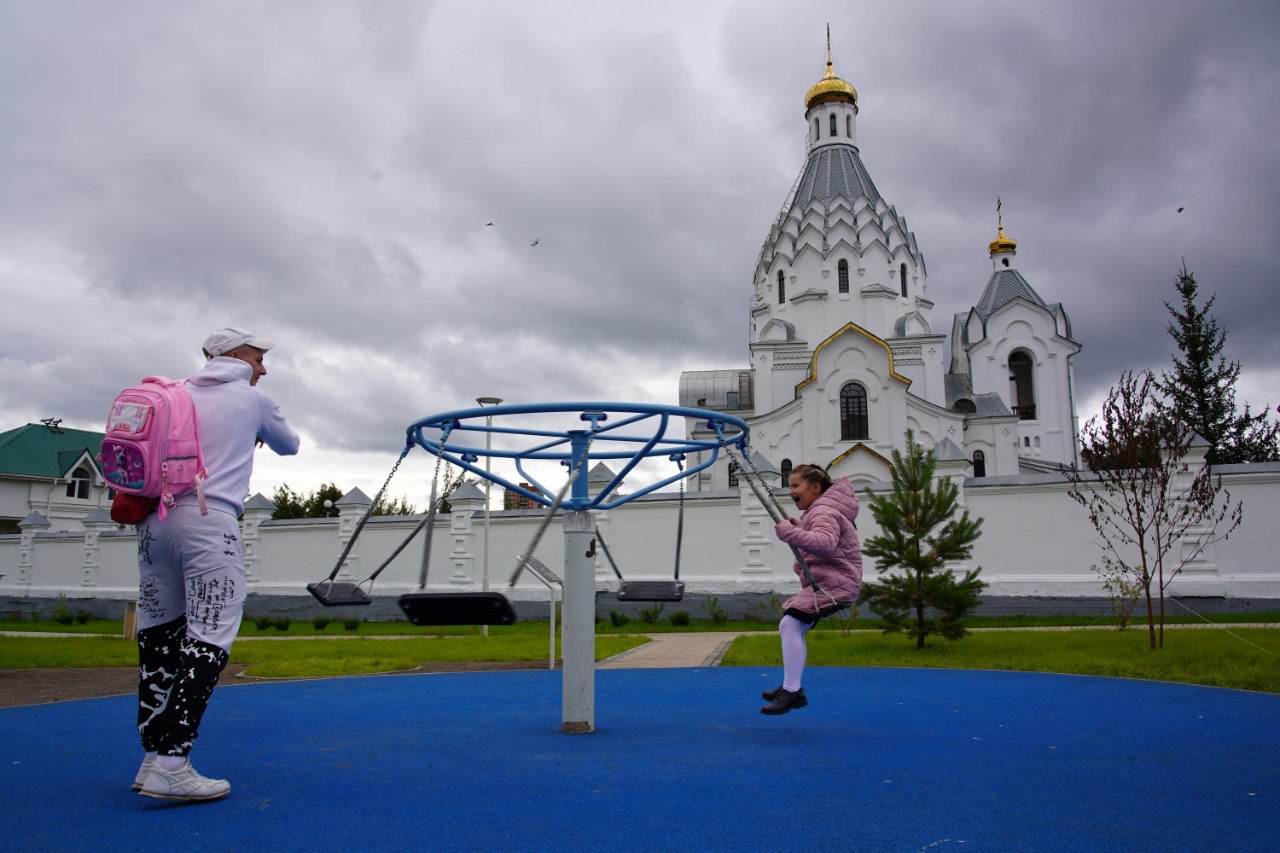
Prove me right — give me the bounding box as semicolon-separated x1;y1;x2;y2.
805;61;857;111
988;225;1018;256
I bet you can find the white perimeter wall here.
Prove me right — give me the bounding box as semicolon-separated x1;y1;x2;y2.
2;464;1278;607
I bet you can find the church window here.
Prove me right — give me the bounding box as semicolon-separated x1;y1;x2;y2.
780;459;793;488
839;382;870;441
814;119;820;142
1008;350;1036;420
846;115;852;137
899;263;908;297
972;450;986;478
829;113;837;137
1024;436;1031;448
1002;258;1010;268
837;259;849;293
728;461;739;488
66;465;91;500
777;270;786;304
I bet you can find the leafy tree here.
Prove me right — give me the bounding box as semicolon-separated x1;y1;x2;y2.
270;482;416;519
372;495;418;516
858;431;986;649
1158;262;1280;465
270;484;310;520
1066;371;1243;649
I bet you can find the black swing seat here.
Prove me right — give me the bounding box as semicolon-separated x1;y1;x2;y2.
617;580;685;602
398;591;518;626
308;581;373;607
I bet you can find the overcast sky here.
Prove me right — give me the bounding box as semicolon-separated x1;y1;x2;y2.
3;0;1277;503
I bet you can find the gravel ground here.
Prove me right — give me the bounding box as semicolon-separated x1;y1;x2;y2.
0;661;552;710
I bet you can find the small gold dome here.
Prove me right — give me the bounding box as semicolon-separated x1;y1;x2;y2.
988;225;1018;256
805;61;857;111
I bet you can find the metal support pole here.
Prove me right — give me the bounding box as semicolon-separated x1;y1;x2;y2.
561;509;594;732
561;429;595;733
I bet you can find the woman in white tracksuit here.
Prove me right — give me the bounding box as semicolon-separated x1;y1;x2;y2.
133;328;299;802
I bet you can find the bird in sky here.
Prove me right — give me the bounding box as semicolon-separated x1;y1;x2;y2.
530;239;539;247
1177;207;1185;213
485;222;494;226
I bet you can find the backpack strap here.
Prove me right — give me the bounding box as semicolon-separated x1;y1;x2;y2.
184;378;209;517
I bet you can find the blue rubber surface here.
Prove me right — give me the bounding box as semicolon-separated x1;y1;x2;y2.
2;667;1276;851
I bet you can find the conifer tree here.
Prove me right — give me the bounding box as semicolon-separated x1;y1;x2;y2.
858;432;986;649
1159;263;1280;464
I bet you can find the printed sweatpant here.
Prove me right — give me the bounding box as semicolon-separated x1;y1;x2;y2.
135;505;243;757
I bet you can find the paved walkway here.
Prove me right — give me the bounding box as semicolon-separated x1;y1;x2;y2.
598;632;751;668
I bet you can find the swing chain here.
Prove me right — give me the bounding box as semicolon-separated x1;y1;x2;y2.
723;438;841;610
319;443;413;587
673;454;685;582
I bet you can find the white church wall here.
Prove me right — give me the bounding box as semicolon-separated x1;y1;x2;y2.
4;464;1278;612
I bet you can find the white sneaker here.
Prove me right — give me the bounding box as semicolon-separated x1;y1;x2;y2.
130;752;157;792
137;759;231;801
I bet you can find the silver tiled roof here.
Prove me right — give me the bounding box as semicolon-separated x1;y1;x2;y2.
794;144;881;211
975;269;1048;316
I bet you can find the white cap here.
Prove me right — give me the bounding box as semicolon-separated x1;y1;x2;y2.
202;327;277;358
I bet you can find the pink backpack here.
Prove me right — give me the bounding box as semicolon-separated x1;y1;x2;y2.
99;376;207;520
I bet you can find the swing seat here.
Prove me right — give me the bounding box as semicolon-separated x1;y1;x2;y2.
307;581;372;607
617;580;685;602
398;592;518;626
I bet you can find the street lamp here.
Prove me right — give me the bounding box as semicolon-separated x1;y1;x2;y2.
476;396;503;635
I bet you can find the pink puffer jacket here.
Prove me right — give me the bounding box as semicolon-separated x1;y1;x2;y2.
775;477;862;615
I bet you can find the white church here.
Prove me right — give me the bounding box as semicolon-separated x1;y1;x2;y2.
682;49;1082;488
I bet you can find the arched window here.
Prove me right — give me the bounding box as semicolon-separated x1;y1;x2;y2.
839;382;870;441
66;465;91;500
837;259;849;293
727;461;739;489
777;270;786;304
899;263;908;297
814;119;820;142
780;459;793;488
972;450;986;478
1008;350;1036;420
829;113;837;137
846;115;852;137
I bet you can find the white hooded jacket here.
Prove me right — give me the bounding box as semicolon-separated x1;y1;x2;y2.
175;357;300;517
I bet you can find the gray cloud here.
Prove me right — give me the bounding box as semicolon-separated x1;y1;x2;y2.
3;0;1277;494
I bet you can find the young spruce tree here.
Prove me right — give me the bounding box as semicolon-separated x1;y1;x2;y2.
1159;262;1280;464
859;432;986;649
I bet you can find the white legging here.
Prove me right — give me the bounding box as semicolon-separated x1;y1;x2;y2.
779;614;814;692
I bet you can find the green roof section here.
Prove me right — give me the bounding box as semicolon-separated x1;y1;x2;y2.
0;423;105;480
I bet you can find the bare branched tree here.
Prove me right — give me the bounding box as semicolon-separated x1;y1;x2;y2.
1066;370;1243;649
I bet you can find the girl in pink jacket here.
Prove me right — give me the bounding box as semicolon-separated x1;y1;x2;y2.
762;464;862;715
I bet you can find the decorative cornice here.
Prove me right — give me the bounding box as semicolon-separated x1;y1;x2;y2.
827;442;893;472
795;322;912;393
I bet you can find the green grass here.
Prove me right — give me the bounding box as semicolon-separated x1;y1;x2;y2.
3;610;1275;637
721;628;1280;693
0;635;140;668
0;633;647;678
3;624;1277;690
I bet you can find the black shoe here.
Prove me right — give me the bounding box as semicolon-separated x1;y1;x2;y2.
762;684;784;702
761;687;808;715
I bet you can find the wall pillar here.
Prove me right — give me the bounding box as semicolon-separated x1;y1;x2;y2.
17;511;50;585
241;493;276;588
334;487;372;583
447;483;484;585
739;480;774;577
81;508;115;587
